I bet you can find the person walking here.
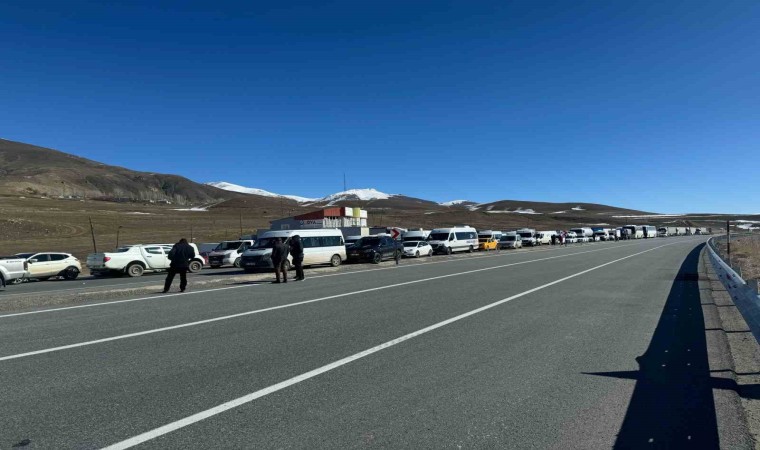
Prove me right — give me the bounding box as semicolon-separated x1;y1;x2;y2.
271;237;289;283
289;235;305;281
163;238;196;293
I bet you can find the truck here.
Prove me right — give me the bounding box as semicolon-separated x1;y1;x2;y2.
621;225;644;239
591;227;610;241
87;244;205;277
0;256;29;286
535;231;555;245
642;225;658;238
207;240;255;268
515;228;537;246
695;227;710;235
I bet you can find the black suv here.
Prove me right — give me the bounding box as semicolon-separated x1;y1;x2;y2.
347;236;402;264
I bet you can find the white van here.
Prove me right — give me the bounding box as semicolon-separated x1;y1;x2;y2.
427;226;479;254
535;231;554;245
402;229;430;242
241;229;346;272
570;227;594;238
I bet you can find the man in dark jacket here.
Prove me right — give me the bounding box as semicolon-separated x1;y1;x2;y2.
289;235;305;281
163;238;196;293
271;237;289;283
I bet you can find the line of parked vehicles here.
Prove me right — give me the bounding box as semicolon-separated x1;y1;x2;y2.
0;224;711;288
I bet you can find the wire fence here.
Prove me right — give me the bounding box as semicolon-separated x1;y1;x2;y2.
709;232;760;293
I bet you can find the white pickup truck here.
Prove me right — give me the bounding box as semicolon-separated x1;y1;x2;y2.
1;256;30;286
86;244;204;277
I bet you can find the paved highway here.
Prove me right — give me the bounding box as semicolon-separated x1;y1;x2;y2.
0;267;242;298
0;236;726;448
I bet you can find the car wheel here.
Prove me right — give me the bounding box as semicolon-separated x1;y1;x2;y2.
428;250;433;257
446;247;452;255
63;266;80;280
468;245;474;253
233;258;242;268
330;254;342;267
415;251;420;258
189;260;203;273
126;263;144;277
372;252;382;264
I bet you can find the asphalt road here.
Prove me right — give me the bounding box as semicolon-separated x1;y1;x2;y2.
0;266;242;298
0;236;727;448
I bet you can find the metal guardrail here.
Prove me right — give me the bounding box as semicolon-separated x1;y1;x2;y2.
707;235;760;343
709;233;760;286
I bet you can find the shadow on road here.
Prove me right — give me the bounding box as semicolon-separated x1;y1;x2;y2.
585;244;724;448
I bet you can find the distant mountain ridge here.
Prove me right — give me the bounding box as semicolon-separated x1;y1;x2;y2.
0;139;234;204
0;138;654;217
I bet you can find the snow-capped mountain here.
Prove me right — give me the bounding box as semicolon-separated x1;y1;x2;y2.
321;188;394;204
206;183;394;204
205;182;317;203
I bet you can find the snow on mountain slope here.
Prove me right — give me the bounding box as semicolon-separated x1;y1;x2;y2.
440;200;469;206
207;183;394;204
206;182;317;203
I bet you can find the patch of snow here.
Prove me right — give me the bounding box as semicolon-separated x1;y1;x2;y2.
206;181;317;203
174;207;208;212
486;208;542;215
611;214;685;219
571;206;585;211
553;211;567;214
468;205;481;211
591;223;610;226
440;200;469;206
127;212;153;215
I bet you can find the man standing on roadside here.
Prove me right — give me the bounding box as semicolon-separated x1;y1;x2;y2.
271;237;289;283
164;238;196;293
289;235;305;281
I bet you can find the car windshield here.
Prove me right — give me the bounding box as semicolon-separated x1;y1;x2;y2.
253;237;286;249
214;241;241;251
428;233;449;241
501;236;516;241
357;237;381;247
518;233;532;238
16;253;35;258
403;242;419;247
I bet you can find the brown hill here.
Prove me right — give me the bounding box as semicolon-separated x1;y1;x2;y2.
0;139;236;205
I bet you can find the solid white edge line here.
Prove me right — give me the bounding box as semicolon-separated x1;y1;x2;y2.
102;240;687;449
0;240;632;319
0;243;651;362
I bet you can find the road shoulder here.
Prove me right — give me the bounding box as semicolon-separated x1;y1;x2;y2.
702;247;760;448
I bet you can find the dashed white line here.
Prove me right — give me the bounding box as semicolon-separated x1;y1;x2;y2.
0;243;653;362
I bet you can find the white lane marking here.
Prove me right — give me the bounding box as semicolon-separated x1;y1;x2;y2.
0;243;655;362
102;240;686;449
0;240;632;319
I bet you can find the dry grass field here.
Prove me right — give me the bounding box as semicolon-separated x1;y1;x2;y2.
722;235;760;281
0;196;284;260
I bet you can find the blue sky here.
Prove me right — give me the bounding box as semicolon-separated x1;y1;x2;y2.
1;1;759;213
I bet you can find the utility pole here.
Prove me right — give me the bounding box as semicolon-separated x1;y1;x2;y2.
727;220;731;265
116;225;123;249
88;217;97;253
343;173;347;192
190;223;194;243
